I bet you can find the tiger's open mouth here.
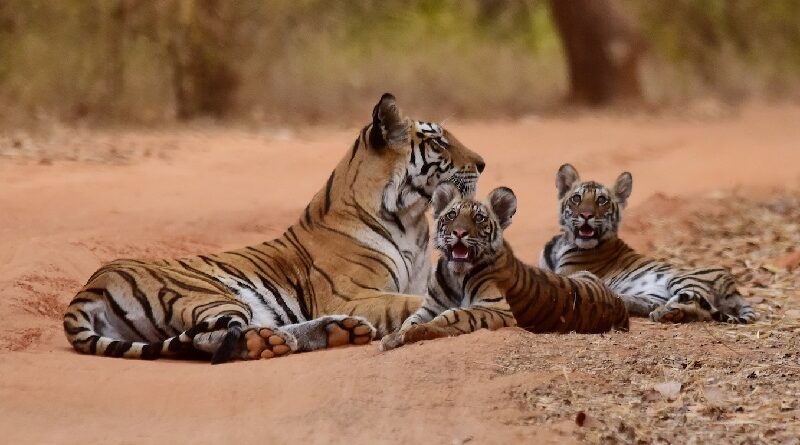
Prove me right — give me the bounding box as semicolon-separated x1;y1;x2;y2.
575;222;596;239
448;240;473;262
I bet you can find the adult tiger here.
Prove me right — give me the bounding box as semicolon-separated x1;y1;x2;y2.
539;163;756;323
380;184;629;350
63;93;485;363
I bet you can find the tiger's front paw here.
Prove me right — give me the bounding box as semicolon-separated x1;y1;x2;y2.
379;330;404;352
324;316;375;348
649;306;686;323
401;324;451;344
243;327;298;360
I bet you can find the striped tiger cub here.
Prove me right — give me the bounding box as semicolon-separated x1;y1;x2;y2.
539;163;756;324
380;184;629;350
63;93;486;363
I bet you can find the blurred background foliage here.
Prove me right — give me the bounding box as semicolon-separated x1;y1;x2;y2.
0;0;798;126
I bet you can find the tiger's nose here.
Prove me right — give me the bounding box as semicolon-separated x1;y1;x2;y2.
579;212;594;220
452;228;468;238
476;161;485;174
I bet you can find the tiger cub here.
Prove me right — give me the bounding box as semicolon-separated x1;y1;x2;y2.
539;163;756;323
380;184;629;350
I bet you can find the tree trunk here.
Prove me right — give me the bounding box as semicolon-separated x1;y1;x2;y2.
550;0;644;106
167;0;239;120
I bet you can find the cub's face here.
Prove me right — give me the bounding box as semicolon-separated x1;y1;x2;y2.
555;164;632;249
432;184;517;274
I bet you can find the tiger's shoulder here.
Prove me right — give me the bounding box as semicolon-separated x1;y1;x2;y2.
538;232;570;272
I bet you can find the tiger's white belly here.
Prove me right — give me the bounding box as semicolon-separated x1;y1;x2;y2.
607;270;673;303
215;276;304;327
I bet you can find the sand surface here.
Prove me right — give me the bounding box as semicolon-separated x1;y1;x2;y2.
1;105;799;444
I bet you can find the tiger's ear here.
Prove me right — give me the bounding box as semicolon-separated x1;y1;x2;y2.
369;93;409;149
556;163;580;199
613;172;633;208
488;187;517;229
432;183;461;217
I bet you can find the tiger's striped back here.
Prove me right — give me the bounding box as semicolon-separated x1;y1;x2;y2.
476;242;630;333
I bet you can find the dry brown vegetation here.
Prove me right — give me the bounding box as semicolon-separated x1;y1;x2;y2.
1;1;799;126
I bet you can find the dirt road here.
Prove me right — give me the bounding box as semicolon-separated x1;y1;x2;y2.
1;105;798;444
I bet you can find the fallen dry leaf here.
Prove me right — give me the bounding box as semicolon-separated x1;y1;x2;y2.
784;309;800;320
774;250;800;272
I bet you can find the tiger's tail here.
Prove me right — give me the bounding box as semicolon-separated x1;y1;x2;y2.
63;289;245;362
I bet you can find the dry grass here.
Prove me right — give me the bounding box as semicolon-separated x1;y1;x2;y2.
497;190;800;444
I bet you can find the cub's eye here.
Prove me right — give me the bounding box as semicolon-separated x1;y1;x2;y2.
474;214;486;224
445;210;457;221
570;194;582;204
596;196;608;206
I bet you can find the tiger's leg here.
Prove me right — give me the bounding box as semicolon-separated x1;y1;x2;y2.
617;293;663;317
649;291;715;323
711;271;757;324
68;261;269;363
379;295;448;351
235;316;377;359
401;301;516;346
335;292;424;338
280;315;375;351
714;292;757;324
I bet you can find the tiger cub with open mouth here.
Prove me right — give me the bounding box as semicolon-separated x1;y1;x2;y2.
380;184;629;350
539;163;756;324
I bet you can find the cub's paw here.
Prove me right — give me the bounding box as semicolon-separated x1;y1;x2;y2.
243;327;298;360
401;324;451;344
324;316;375;348
649;306;686;323
379;330;404;352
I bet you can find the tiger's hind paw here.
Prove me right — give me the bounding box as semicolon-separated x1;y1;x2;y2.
243;328;298;360
324;316;375;348
650;306;686;323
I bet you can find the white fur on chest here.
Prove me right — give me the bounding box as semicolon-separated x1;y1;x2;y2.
355;219;430;294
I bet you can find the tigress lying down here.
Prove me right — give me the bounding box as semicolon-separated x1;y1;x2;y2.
63;93;486;363
380;184;629;350
539;163;756;323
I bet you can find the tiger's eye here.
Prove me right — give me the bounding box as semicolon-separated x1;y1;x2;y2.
474;214;486;223
570;194;581;204
445;210;457;220
597;196;608;205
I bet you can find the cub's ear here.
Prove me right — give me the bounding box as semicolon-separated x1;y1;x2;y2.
556;163;580;199
432;183;461;217
613;172;633;208
370;93;409;148
488;187;517;229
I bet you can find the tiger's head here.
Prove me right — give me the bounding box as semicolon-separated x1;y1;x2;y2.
431;183;517;274
555;163;633;249
357;94;485;215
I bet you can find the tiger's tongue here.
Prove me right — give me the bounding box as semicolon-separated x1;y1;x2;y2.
452;242;470;259
579;225;595;237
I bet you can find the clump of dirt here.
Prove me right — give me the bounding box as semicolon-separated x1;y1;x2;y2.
13;274;82;320
498;190;800;444
0;328;43;352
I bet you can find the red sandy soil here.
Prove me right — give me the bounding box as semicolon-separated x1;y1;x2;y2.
1;105;799;444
